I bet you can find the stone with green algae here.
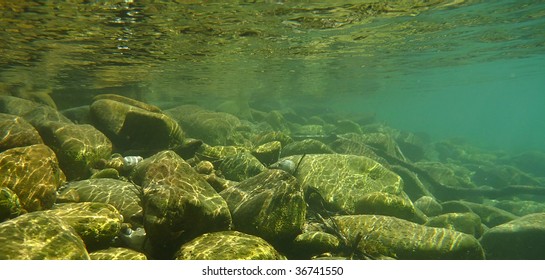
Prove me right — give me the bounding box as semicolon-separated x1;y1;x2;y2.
220;169;306;246
425;212;484;238
217;152;267;182
292;231;340;259
354;191;425;223
251;141;281;166
0;113;43;152
89;247;147;260
0;187;22;221
46;202;123;250
0;212;90;260
36;121;112;180
175;231;285;260
280;139;335;157
0;144;66;212
332;215;485;260
56;178;143;228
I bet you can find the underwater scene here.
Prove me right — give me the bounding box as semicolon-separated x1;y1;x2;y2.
1;0;545;260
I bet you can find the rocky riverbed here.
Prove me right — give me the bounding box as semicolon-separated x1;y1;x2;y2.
1;93;545;260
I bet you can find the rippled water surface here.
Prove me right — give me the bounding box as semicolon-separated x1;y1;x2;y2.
2;0;545;152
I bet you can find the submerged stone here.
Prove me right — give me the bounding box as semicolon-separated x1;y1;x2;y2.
480;213;545;259
280;139;335;157
0;187;22;221
425;212;484;238
56;178;143;227
354;192;425;223
251;141;281;166
220;169;306;246
89;247;147;260
175;231;286;260
0;113;43;152
292;231;340;259
0;212;90;260
333;215;485;260
217;152;267;182
46;202;123;250
414;195;443;217
0;144;66;212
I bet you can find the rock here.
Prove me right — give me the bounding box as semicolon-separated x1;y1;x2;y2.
505;151;545;178
284;154;404;215
165;105;243;146
0;212;90;259
414;161;476;189
329;136;388;165
131;151;232;257
280;139;335;157
0;113;43;152
0;144;66;212
22;105;72;127
194;144;248;163
0;95;41;116
0;187;22;221
470;164;541;187
425;212;484;238
175;231;286;260
56;178;143;228
333;215;485;260
36;121;112;180
93;94;162;113
89;247;147;260
264;110;290;133
251;141;281;166
457;201;518;228
487;199;545;217
61;105;92;124
90;99;184;152
253;131;293;147
292;231;340;259
414;196;443;217
220;169;306;247
46;202;123;250
480;213;545;259
334;119;363;135
217;152;267;182
354;192;425;223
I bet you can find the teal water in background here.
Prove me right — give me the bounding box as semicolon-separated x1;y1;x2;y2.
2;0;545;153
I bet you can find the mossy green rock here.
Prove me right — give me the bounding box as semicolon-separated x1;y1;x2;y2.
217;152;267;182
458;201;518;228
292;231;340;259
220;169;306;246
0;212;90;259
354;192;424;223
0;144;66;212
175;231;286;260
425;212;484;238
0;187;22;221
56;178;143;227
22;105;72;127
46;202;123;250
90;99;184;151
165;105;243;146
480;213;545;259
251;141;281;166
36;121;112;180
333;215;485;260
281;139;335;157
132;151;232;253
285;154;403;214
0;113;43;152
414;195;443;217
194;144;248;162
0;95;42;116
89;247;147;260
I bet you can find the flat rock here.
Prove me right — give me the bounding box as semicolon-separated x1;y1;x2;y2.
0;211;90;259
333;215;485;260
0;144;66;212
175;231;286;260
480;213;545;259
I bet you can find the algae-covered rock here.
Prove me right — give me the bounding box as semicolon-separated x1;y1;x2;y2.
0;113;43;152
354;192;424;223
46;202;123;250
414;196;443;217
194;144;248;162
251;141;281;166
0;212;90;260
281;139;335;157
93;94;161;113
217;152;267;182
253;131;293;147
165;105;243;146
36;121;112;180
330;135;388;165
89;247;147;260
284;154;403;215
0;144;66;212
175;231;286;260
457;201;518;228
22;105;72;127
487;199;545;217
90;99;184;151
415;161;476;189
56;178;143;227
0;187;22;221
292;231;340;259
425;212;484;238
480;213;545;259
0;95;42;116
333;215;485;260
131;151;232;255
220;169;306;246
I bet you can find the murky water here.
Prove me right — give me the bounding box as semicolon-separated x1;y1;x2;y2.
2;0;545;152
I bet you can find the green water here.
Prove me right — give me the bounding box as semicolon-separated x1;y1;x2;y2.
1;0;545;153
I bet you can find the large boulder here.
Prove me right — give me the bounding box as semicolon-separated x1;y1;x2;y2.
220;169;306;247
0;212;90;259
0;113;43;152
175;231;286;260
0;144;66;212
480;213;545;259
333;215;485;260
89;247;147;260
56;178;143;228
36;121;112;180
90;98;184;152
